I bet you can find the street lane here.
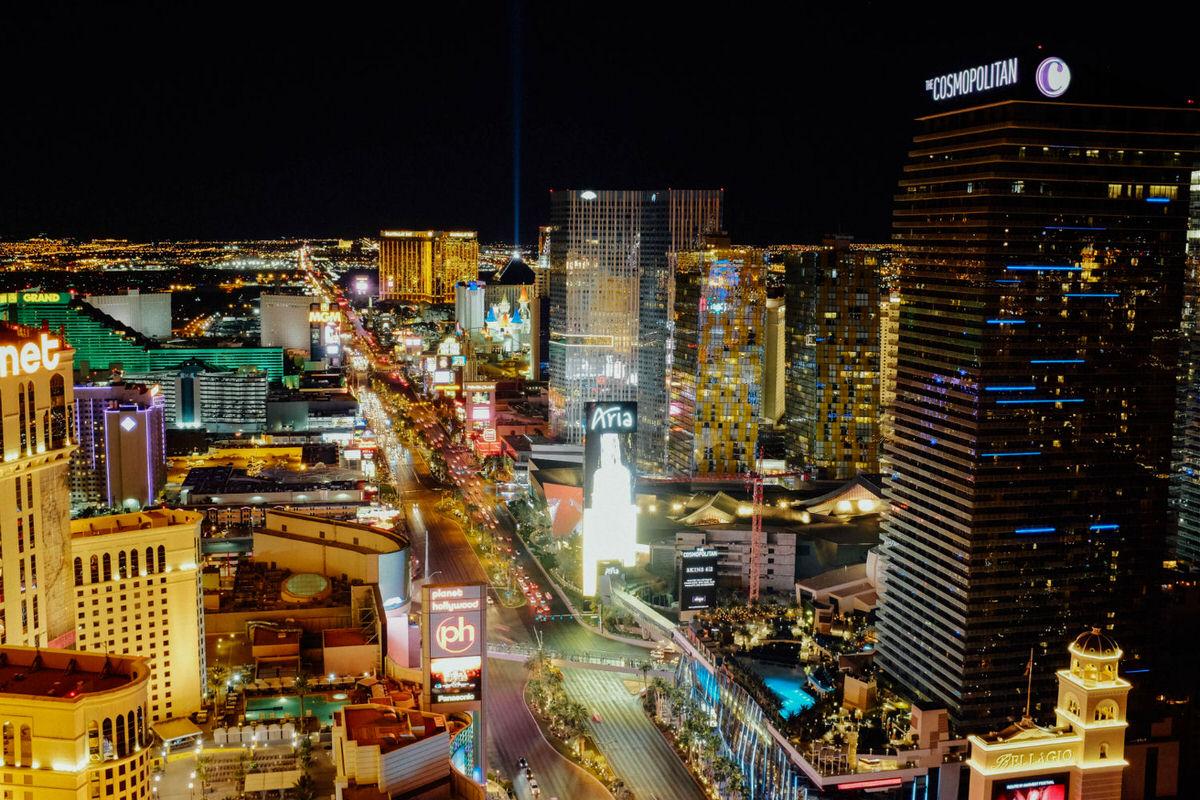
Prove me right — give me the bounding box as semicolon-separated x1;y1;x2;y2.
487;659;612;800
563;668;706;800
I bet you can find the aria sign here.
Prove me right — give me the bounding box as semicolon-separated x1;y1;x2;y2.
926;55;1071;101
0;333;63;378
587;403;637;434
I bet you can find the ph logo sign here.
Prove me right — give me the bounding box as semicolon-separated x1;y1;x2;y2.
435;615;477;654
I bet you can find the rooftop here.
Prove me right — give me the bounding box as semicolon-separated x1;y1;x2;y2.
71;508;202;539
0;647;144;700
340;705;448;755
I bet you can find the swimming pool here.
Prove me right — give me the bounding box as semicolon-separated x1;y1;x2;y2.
762;675;816;717
244;695;347;726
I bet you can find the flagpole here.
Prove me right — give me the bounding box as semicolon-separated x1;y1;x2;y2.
1024;648;1034;718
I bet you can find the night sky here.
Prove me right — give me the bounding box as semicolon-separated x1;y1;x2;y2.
3;5;1198;245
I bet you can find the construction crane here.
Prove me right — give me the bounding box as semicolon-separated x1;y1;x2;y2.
644;449;811;603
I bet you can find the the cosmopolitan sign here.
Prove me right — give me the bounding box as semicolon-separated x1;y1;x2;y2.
926;57;1019;101
0;334;63;378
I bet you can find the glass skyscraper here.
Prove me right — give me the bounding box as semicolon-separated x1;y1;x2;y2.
877;94;1199;733
547;189;722;471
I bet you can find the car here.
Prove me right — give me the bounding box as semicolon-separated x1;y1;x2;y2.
528;779;540;796
524;767;533;779
517;757;528;769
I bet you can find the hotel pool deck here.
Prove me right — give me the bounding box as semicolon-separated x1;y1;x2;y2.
748;661;816;717
244;693;351;726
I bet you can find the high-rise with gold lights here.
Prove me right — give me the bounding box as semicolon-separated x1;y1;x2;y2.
668;240;766;477
0;321;76;650
378;230;479;304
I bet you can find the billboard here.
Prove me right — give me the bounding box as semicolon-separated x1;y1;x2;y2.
679;548;719;611
581;402;639;596
423;584;485;707
430;656;482;704
991;774;1068;800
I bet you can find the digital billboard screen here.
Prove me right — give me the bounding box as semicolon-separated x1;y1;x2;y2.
991;773;1068;800
430;656;482;704
581;402;638;596
679;548;719;611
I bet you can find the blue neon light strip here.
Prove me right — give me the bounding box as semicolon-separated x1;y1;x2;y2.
1146;197;1170;204
981;451;1041;456
1125;669;1150;674
1030;359;1085;364
1016;527;1055;534
1044;226;1106;231
997;398;1084;404
1006;265;1083;271
986;319;1026;324
1064;293;1119;298
1090;524;1120;531
995;279;1021;283
984;386;1035;391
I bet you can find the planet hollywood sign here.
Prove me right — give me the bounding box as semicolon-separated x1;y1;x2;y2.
0;333;63;378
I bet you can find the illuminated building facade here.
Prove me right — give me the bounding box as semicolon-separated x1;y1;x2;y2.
2;292;284;381
70;382;166;511
876;86;1199;733
785;239;884;478
69;509;204;723
0;646;151;800
0;322;76;650
967;629;1130;800
378;231;479;304
763;294;786;424
1172;167;1200;562
669;242;766;477
547;189;722;472
82;289;171;340
259;293;312;350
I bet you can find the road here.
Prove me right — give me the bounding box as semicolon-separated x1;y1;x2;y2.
487;659;612;800
563;668;706;800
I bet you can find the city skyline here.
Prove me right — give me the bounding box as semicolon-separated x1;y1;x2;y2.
3;8;1198;244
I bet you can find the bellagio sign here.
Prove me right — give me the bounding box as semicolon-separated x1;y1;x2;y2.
0;334;63;378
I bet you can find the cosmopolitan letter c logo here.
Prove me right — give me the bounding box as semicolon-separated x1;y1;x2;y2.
1036;57;1071;98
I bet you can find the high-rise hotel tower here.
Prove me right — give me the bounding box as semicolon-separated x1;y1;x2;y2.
876;52;1199;733
547;189;722;472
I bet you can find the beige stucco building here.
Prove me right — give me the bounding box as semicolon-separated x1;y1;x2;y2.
69;509;204;724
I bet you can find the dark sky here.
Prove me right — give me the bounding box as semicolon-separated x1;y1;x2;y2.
3;4;1198;245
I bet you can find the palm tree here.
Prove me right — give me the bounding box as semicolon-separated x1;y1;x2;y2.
638;660;652;689
293;672;312;723
292;772;318;800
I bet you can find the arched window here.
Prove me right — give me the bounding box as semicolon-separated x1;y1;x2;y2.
145;547;155;574
1067;696;1081;717
1100;742;1109;759
118;551;127;580
102;717;113;761
127;711;136;751
130;549;139;576
18;725;30;767
102;553;112;582
74;557;84;586
41;411;49;452
115;715;126;759
26;385;34;454
1095;700;1118;722
158;545;166;573
88;721;100;761
90;555;100;584
137;706;145;748
49;373;67;449
17;383;27;454
1;722;12;765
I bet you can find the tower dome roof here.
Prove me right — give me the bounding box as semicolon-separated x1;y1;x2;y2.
1072;627;1120;657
